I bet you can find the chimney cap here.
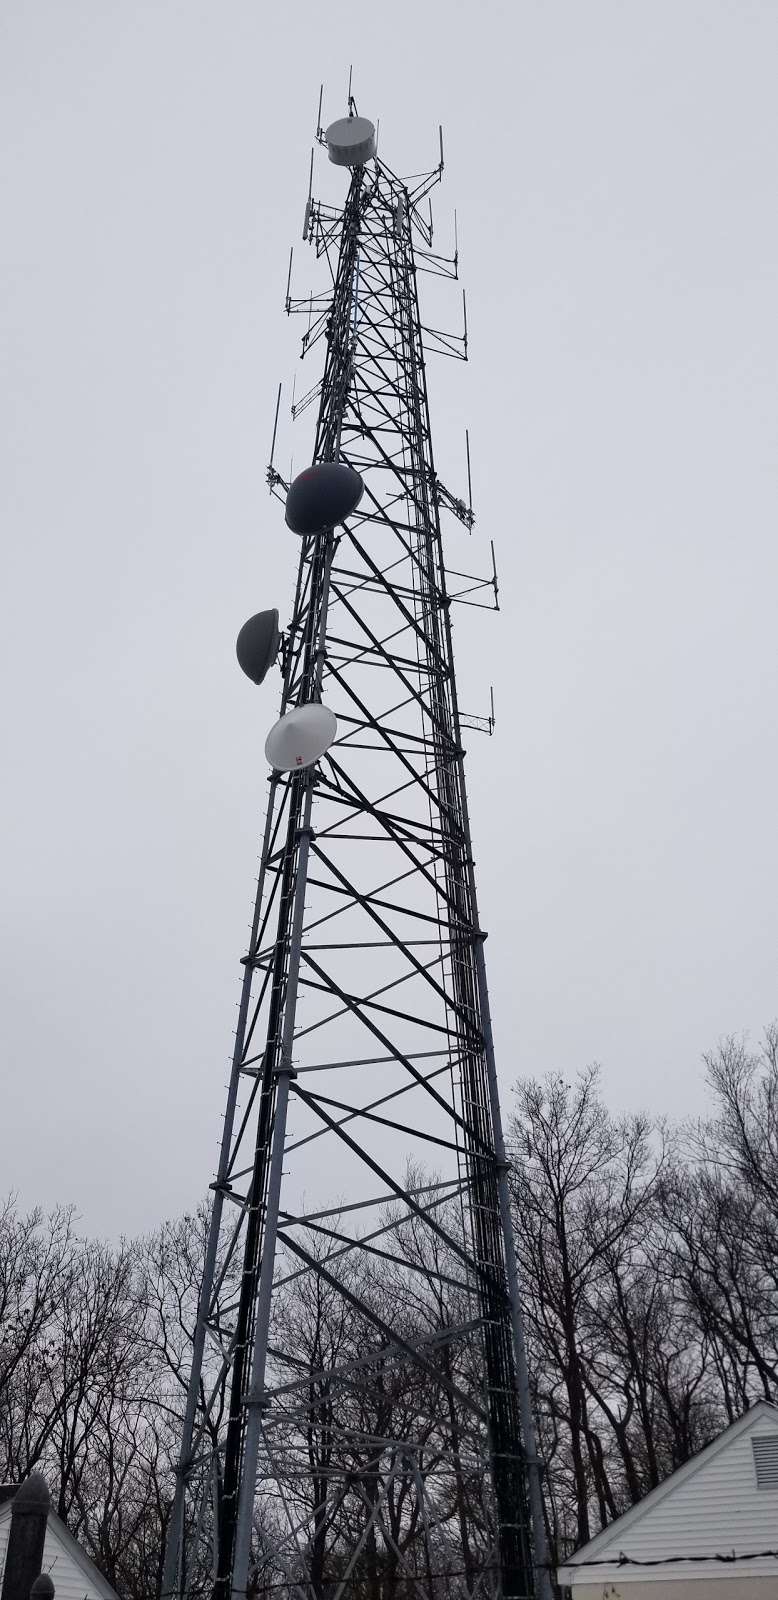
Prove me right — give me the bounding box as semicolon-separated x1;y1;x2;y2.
13;1473;50;1516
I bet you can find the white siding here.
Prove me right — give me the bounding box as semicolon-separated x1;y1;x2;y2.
37;1523;103;1600
0;1512;113;1600
561;1404;778;1589
584;1412;778;1562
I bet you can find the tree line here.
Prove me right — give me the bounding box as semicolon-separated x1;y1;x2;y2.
0;1025;776;1595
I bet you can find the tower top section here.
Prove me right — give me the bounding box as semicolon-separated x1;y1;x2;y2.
325;114;376;166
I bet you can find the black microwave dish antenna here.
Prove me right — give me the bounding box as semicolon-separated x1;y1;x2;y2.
162;87;549;1600
284;460;364;536
235;608;281;686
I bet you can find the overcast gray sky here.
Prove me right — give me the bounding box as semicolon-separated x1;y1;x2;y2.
2;1;776;1239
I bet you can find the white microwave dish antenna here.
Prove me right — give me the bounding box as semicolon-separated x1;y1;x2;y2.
264;702;337;771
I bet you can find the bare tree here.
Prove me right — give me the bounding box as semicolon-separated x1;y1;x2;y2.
2;1026;777;1596
508;1069;668;1555
0;1200;79;1478
664;1027;778;1416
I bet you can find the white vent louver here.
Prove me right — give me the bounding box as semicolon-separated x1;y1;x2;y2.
752;1435;778;1488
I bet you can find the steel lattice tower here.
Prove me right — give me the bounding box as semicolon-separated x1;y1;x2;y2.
162;98;548;1600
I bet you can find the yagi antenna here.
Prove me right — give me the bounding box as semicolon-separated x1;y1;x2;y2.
285;247;293;311
269;382;282;476
303;150;314;240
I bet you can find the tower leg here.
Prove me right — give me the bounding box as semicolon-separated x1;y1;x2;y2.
475;937;553;1600
161;788;282;1600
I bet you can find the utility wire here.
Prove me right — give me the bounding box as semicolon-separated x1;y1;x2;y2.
562;1548;778;1568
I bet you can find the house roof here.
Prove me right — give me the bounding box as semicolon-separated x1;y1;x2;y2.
0;1494;121;1600
558;1399;778;1587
